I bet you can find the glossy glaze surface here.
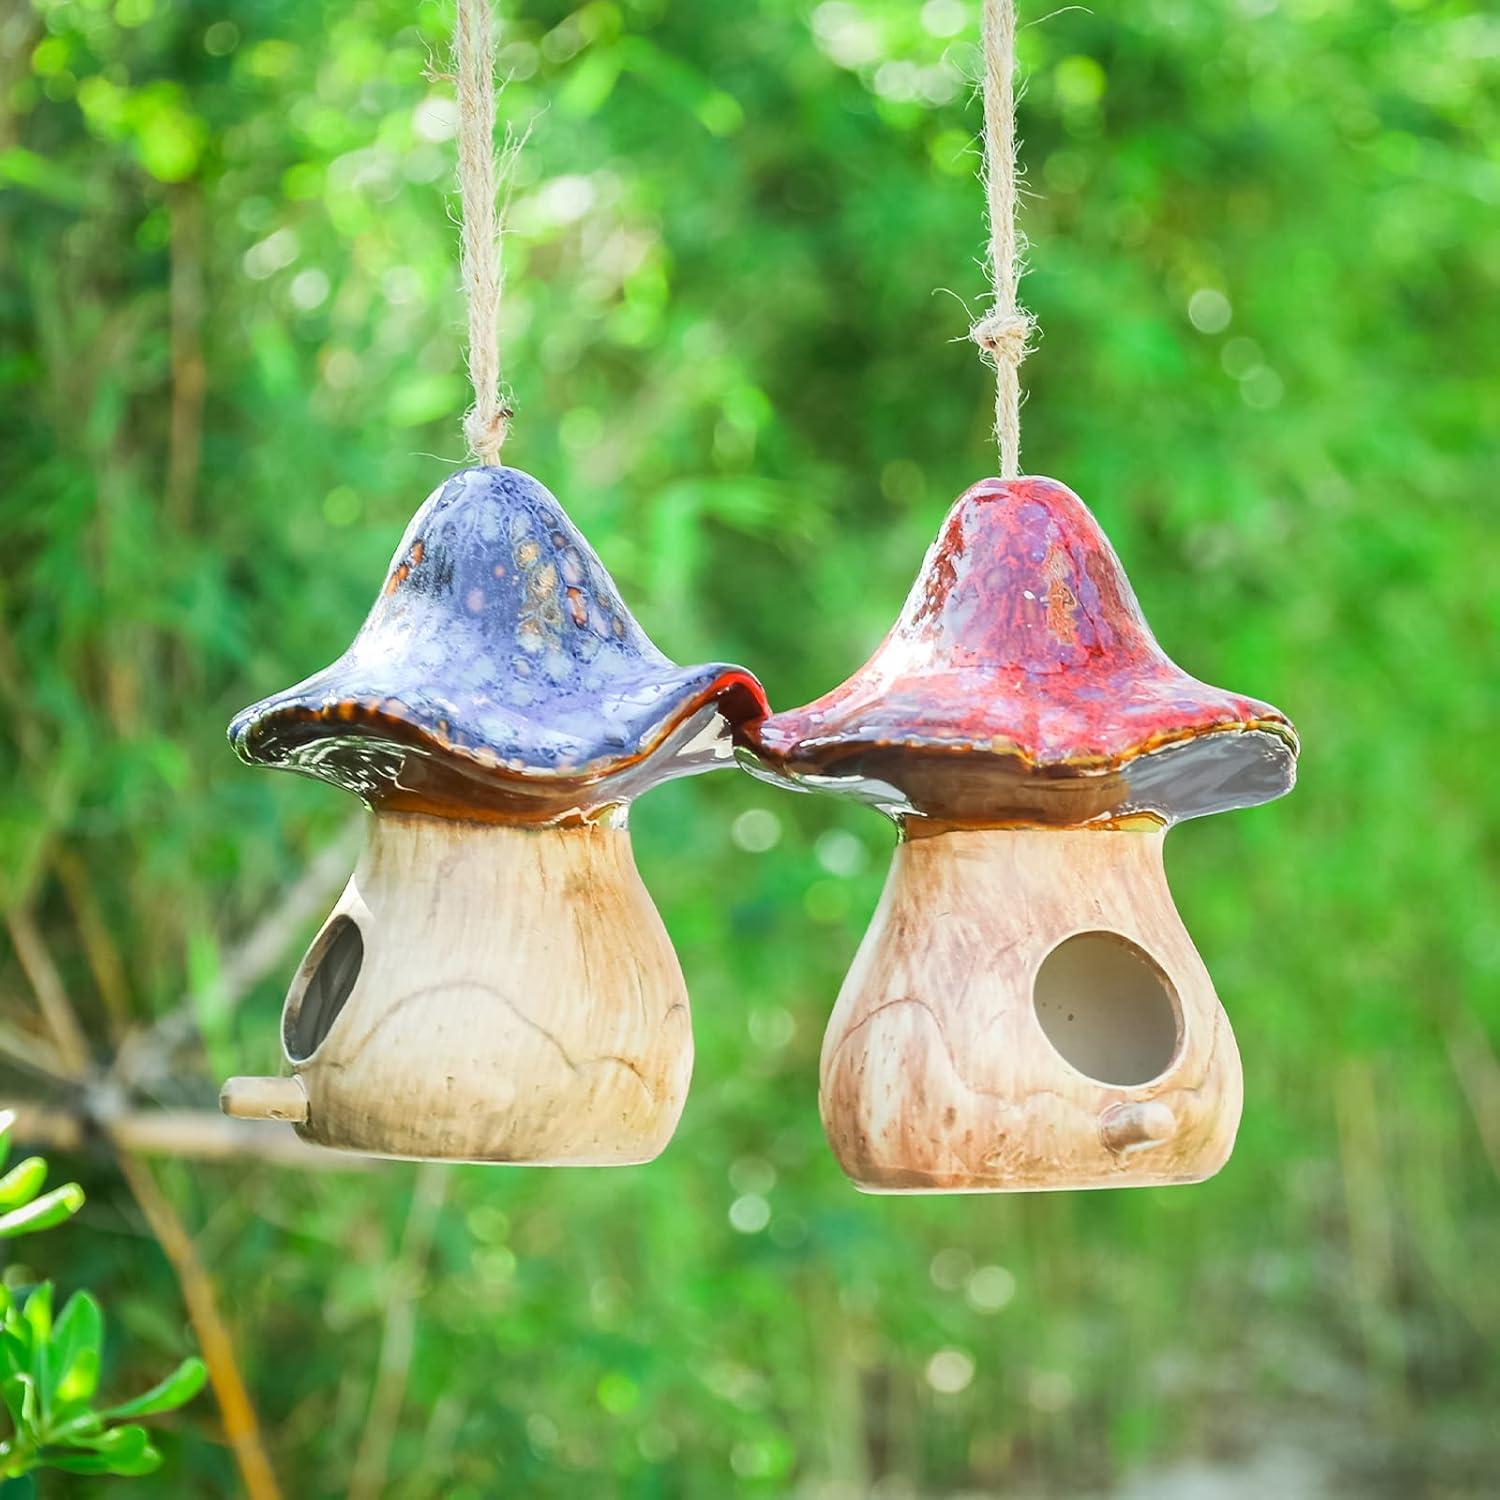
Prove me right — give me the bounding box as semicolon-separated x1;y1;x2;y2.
231;466;767;820
741;476;1297;825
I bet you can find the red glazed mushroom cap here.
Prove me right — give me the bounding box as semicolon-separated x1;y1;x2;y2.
740;477;1297;826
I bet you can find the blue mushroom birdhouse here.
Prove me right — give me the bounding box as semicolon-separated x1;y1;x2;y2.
220;467;767;1162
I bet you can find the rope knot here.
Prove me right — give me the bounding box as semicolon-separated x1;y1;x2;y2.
463;401;512;467
970;310;1033;368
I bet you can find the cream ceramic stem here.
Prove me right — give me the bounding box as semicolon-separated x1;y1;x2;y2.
221;812;692;1163
819;826;1242;1192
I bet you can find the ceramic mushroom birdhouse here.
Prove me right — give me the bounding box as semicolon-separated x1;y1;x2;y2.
220;466;767;1162
740;477;1297;1193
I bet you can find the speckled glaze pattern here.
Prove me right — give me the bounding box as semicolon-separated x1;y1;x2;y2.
740;476;1298;826
231;466;767;821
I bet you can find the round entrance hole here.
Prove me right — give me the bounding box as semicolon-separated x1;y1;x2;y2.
284;916;364;1062
1032;931;1180;1087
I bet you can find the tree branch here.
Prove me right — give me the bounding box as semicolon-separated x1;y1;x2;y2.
0;1016;70;1086
8;1104;375;1172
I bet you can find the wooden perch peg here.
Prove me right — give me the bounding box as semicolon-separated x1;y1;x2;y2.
220;1076;308;1124
224;467;766;1162
741;477;1298;1193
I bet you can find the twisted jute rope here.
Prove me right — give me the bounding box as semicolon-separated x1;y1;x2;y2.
454;0;509;465
970;0;1035;480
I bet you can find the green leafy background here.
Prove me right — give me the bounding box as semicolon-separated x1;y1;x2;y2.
0;1112;208;1485
1;0;1496;1494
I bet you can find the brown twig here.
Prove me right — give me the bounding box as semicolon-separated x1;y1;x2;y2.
114;1150;283;1500
53;847;133;1039
1446;1016;1500;1180
4;907;91;1076
1333;1055;1407;1418
347;1164;449;1500
166;183;206;529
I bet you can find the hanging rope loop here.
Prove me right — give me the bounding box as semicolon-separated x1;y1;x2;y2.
454;0;509;465
977;0;1032;479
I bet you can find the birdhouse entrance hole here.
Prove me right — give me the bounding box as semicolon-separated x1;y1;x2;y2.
284;916;363;1062
1032;932;1180;1087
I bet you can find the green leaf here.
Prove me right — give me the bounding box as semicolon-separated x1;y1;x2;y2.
66;1422;149;1455
385;372;466;430
0;1372;32;1430
45;1411;102;1444
18;1291;47;1428
20;1288;50;1349
42;1425;162;1476
0;148;90;208
1;1373;38;1433
100;1356;207;1420
0;1185;84;1240
0;1159;45;1212
558;50;622;118
0;1112;12;1171
0;1327;30;1383
48;1292;102;1410
127;87;206;185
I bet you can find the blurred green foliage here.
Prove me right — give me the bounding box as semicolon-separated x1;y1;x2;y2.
0;1112;206;1485
1;0;1497;1495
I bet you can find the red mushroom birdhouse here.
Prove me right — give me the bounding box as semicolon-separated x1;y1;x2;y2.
741;477;1297;1192
221;466;766;1163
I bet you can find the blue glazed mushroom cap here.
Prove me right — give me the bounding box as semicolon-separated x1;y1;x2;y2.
230;466;768;822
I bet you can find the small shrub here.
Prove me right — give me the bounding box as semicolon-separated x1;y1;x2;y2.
0;1113;206;1489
